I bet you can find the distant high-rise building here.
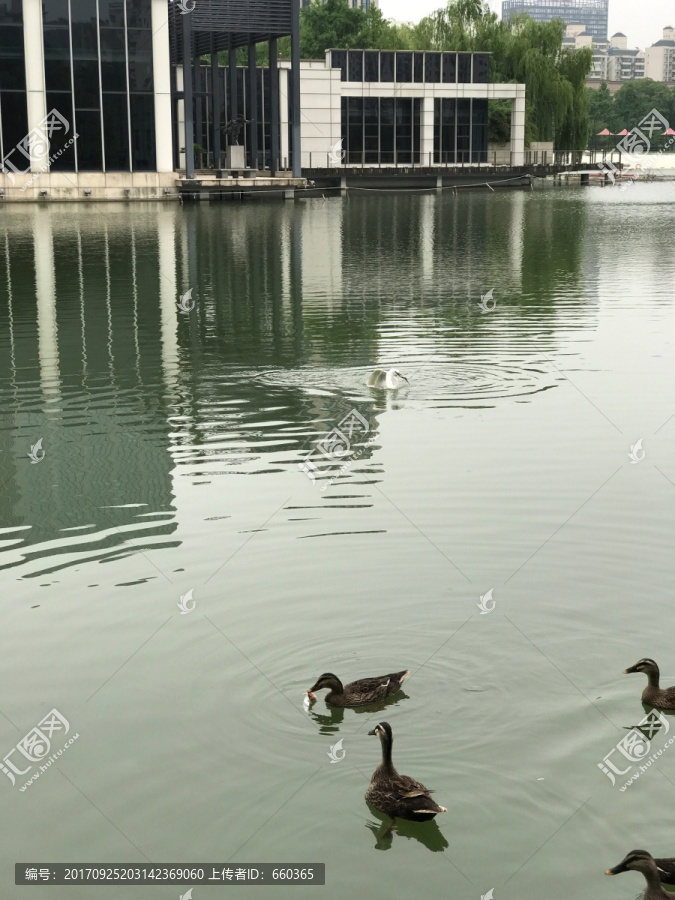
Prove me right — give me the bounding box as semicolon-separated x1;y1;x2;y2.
502;0;609;42
645;27;675;83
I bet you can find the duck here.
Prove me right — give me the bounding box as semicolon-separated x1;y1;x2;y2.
366;368;409;389
365;721;446;835
307;670;409;708
606;850;673;899
623;658;675;709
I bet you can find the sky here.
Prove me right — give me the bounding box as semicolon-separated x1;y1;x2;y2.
379;0;674;51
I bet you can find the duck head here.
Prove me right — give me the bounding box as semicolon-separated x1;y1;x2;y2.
623;658;659;677
307;672;343;699
606;849;660;877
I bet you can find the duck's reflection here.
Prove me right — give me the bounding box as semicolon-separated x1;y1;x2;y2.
307;691;410;735
365;809;449;852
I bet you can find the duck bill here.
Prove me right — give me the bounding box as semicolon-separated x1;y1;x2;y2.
606;863;628;875
306;689;317;700
623;666;638;674
401;375;409;383
367;728;377;736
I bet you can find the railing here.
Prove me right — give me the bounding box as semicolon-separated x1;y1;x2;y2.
306;149;593;170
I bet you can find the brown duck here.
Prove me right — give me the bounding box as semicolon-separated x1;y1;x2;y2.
365;721;446;835
307;670;409;707
623;658;675;709
606;850;673;899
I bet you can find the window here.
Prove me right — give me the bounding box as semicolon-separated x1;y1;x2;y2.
442;53;456;83
347;50;363;82
331;50;347;81
456;98;471;162
380;51;394;82
413;52;424;82
473;53;489;83
458;54;471;83
364;50;378;82
396;51;412;83
471;98;487;162
425;52;441;83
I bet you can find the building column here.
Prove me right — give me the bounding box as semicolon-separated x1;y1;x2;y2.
279;68;289;169
176;66;185;171
228;41;237;122
289;0;301;176
151;0;173;172
22;0;49;173
182;12;194;178
34;213;60;405
511;88;525;167
269;38;279;176
420;96;434;167
211;36;221;169
248;41;258;169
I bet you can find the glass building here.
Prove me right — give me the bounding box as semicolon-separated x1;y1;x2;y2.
502;0;609;41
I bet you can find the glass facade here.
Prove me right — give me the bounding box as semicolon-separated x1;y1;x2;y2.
332;50;490;84
341;96;421;165
193;66;275;171
42;0;156;171
0;0;29;176
434;98;488;163
502;0;609;41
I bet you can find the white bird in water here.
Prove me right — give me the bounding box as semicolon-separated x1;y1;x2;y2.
366;368;409;389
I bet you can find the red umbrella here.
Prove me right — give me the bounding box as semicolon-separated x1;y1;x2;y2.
615;128;629;135
663;127;675;135
596;128;614;135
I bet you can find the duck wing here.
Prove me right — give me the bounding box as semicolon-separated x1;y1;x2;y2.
366;369;387;387
344;670;409;705
655;858;675;885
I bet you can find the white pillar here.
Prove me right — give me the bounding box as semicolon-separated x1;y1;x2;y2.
511;88;525;166
176;66;185;171
158;207;180;397
34;213;61;405
279;68;289;170
22;0;49;173
151;0;174;172
420;96;434;167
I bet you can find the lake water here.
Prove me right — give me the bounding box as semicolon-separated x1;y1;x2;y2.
1;181;675;899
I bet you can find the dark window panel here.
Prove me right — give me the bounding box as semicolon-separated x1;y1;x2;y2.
456;97;470;161
69;0;96;23
101;60;127;90
1;91;28;166
473;53;489;83
0;57;25;89
433;97;440;160
102;91;129;168
71;23;98;55
331;50;346;81
98;0;125;27
380;51;394;82
413;52;424;82
42;0;68;25
100;28;126;89
347;50;362;82
442;52;456;83
45;59;72;90
43;26;70;58
0;0;23;24
380;95;393;161
395;51;411;83
364;50;378;82
0;23;24;54
73;59;100;107
128;60;152;91
458;53;471;83
74;108;102;168
127;28;153;92
424;52;440;83
129;92;154;169
46;90;75;169
471;97;487;162
125;0;151;28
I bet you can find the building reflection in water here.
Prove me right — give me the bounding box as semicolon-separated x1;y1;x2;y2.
0;190;586;576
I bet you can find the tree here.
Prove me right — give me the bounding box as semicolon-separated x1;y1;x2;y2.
299;0;404;58
612;79;675;148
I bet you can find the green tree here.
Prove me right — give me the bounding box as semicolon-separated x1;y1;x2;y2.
299;0;405;58
612;79;675;148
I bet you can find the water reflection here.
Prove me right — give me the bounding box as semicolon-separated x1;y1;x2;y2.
0;192;587;577
365;811;450;853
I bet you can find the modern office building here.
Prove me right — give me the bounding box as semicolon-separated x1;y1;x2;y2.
0;2;525;200
502;0;609;42
301;0;378;7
